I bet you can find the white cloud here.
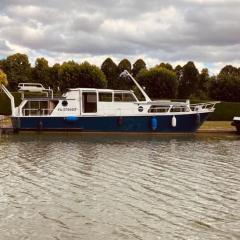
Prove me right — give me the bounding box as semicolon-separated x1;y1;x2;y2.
0;0;240;73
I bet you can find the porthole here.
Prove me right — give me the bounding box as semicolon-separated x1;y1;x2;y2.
138;106;144;112
62;100;68;107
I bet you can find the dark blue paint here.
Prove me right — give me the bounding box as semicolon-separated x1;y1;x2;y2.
11;112;209;133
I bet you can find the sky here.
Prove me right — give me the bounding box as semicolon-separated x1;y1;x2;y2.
0;0;240;74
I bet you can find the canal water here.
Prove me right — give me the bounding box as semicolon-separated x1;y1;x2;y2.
0;133;239;240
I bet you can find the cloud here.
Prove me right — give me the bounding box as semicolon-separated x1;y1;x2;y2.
0;0;240;73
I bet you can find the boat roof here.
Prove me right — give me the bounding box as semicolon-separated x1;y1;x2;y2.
24;97;66;101
68;88;133;93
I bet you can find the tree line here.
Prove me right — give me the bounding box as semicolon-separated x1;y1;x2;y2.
0;53;240;102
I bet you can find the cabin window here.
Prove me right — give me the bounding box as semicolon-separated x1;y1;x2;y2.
170;107;188;112
82;92;97;113
99;92;112;102
148;105;170;113
114;93;135;102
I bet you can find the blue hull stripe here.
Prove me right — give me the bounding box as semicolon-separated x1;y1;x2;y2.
12;113;209;133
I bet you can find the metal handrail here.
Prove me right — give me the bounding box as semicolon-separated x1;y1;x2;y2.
190;101;220;111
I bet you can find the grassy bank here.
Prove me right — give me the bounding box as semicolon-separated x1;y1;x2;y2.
0;116;11;128
200;121;234;130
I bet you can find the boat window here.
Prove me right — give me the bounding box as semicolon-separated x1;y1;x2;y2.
99;92;112;102
148;105;170;113
82;92;97;113
170;107;188;112
114;93;135;102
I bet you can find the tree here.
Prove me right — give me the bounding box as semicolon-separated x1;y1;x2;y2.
118;59;131;73
159;62;173;71
178;61;199;99
209;66;240;101
219;65;239;76
59;61;107;92
101;58;118;89
2;53;31;90
59;61;81;91
49;63;61;91
137;66;177;99
78;62;107;89
174;65;183;84
0;69;8;86
117;59;132;90
32;57;51;87
132;59;146;77
195;68;210;99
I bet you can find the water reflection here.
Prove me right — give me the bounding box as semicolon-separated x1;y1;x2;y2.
0;133;239;240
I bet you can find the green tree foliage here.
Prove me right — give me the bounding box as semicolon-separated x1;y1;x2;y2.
1;52;240;102
190;68;211;100
116;59;132;90
178;61;199;99
174;65;183;83
78;62;107;88
219;65;239;76
118;59;131;73
1;53;31;90
101;58;118;89
32;57;51;87
132;59;146;77
0;69;8;86
49;63;61;91
59;61;79;91
196;68;210;99
209;65;240;101
59;61;107;91
137;66;177;99
159;62;173;71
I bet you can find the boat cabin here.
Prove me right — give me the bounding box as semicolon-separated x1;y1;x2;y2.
16;86;194;117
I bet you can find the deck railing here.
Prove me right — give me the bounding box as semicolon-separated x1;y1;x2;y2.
190;102;220;111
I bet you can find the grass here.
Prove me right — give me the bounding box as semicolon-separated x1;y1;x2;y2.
0;116;12;128
199;121;234;130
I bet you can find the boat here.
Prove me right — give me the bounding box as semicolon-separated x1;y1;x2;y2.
0;70;219;133
232;117;240;134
